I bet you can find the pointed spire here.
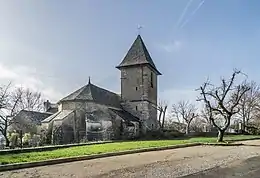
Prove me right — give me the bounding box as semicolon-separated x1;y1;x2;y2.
116;35;161;75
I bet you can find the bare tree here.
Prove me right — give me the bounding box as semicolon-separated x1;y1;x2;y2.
0;83;44;146
172;100;198;134
14;87;44;112
150;100;168;130
157;100;168;130
190;117;207;132
200;104;214;132
197;70;250;142
200;105;211;124
237;81;260;132
0;83;22;146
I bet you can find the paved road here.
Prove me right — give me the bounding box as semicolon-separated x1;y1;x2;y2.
1;140;260;178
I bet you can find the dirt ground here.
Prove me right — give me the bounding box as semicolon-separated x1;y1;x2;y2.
1;140;260;178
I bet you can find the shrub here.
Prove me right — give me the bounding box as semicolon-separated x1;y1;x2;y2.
9;132;19;149
22;133;32;147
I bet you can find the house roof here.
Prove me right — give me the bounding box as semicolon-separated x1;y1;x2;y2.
13;110;52;125
116;35;161;75
109;107;140;123
59;81;121;108
42;110;74;123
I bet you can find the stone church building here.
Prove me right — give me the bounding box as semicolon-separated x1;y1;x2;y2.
41;35;161;144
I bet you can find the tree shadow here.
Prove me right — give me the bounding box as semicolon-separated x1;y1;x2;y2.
180;156;260;178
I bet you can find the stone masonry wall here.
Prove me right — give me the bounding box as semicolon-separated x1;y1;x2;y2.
59;101;86;141
120;65;158;132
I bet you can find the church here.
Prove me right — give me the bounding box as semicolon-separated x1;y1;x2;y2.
41;35;162;144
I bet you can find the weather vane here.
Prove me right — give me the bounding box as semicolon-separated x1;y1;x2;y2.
137;25;143;35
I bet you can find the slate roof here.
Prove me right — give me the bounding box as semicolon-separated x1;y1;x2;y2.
13;110;52;125
109;108;140;123
42;110;74;123
116;35;161;75
59;81;121;108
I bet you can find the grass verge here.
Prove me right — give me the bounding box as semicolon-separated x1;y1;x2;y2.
0;135;259;165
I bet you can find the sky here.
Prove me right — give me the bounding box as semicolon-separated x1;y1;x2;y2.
1;0;260;109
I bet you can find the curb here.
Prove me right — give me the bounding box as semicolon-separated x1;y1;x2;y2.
202;143;244;146
0;142;201;172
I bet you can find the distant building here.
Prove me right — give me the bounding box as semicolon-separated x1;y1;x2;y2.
9;110;52;134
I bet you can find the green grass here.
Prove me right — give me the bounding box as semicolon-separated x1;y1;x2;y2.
0;135;259;165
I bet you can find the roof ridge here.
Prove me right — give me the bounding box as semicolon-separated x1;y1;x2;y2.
90;83;119;97
59;82;121;108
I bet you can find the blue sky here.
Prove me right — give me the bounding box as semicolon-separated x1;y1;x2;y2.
0;0;260;107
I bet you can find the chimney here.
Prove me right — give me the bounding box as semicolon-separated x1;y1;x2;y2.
43;100;50;112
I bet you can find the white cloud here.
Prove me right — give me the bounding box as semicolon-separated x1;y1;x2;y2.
159;40;183;53
0;62;62;102
0;35;64;102
0;64;18;79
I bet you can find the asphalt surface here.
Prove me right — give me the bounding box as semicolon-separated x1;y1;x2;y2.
1;140;260;178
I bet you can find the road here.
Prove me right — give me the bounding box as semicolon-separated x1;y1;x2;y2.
1;140;260;178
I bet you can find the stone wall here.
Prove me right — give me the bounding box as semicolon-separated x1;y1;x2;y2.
51;111;76;144
119;64;158;133
60;101;86;141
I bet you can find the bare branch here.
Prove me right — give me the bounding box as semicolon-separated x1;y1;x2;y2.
197;69;250;142
171;100;198;134
0;83;44;146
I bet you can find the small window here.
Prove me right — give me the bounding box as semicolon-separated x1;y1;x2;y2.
136;106;138;110
136;87;138;90
150;72;153;88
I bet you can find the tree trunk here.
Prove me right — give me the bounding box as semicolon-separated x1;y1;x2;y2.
242;116;246;133
5;136;10;147
217;129;225;142
161;107;167;130
158;109;162;127
186;123;190;135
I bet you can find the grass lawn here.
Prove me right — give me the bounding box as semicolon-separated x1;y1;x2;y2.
0;135;259;165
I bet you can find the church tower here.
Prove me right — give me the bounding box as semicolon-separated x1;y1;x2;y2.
116;35;161;133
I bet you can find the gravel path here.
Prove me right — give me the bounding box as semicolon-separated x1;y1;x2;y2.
1;140;260;178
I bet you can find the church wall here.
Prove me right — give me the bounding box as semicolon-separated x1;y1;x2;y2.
85;101;118;140
85;102;113;120
143;65;158;104
51;111;76;144
60;101;86;141
120;65;158;132
120;66;144;101
58;103;62;111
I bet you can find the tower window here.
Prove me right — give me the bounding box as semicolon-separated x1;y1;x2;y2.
136;87;138;90
136;106;138;110
150;72;154;88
